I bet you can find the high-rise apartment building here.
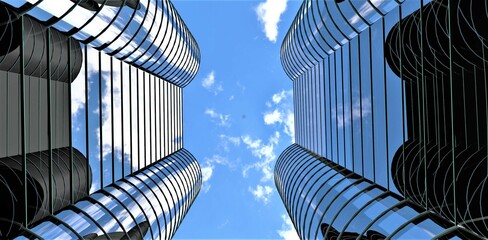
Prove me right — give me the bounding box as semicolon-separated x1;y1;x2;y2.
277;0;488;239
0;0;201;238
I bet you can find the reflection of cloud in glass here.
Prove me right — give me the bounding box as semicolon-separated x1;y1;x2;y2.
22;149;201;240
1;0;199;87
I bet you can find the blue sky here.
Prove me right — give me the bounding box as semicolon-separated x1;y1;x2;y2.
171;0;301;238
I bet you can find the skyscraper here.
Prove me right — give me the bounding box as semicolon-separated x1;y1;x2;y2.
0;0;201;238
277;0;488;239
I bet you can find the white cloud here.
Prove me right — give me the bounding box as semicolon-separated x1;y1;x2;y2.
205;108;231;127
201;165;214;183
264;109;282;125
220;134;241;146
256;0;288;43
277;214;299;240
201;165;214;193
202;71;215;89
201;71;223;95
249;185;273;204
241;132;279;182
272;89;289;104
200;155;232;193
264;89;294;142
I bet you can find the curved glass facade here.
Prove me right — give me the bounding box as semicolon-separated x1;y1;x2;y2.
275;144;479;239
279;0;488;238
0;0;200;238
0;0;200;87
14;148;201;240
281;0;406;80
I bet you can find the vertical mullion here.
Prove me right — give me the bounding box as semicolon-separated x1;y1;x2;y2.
382;18;390;190
84;45;89;194
137;68;140;170
68;37;75;204
166;82;169;154
19;15;28;227
328;56;333;160
341;48;346;169
314;59;320;155
348;42;354;172
98;51;103;188
419;0;428;209
484;40;488;173
368;27;376;183
164;81;167;156
68;36;74;203
110;56;115;184
318;60;323;156
46;26;54;212
180;87;183;149
159;77;162;160
120;60;124;177
358;35;365;177
149;75;152;164
171;84;175;153
143;72;147;167
334;52;339;165
447;0;457;224
399;4;407;198
473;66;479;147
129;66;133;174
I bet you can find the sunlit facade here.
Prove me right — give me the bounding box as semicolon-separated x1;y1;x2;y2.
0;0;201;238
15;148;201;240
277;0;488;239
276;144;480;239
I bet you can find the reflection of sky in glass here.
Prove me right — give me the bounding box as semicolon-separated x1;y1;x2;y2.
275;145;463;239
287;0;433;196
1;0;199;87
67;44;184;192
16;149;200;240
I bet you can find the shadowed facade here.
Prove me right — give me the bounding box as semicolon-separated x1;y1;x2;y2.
277;0;488;239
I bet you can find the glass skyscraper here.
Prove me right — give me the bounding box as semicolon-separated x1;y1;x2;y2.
0;0;201;238
277;0;488;239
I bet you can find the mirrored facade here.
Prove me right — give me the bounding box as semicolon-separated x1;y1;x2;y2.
0;0;199;87
0;0;201;238
275;144;479;239
277;0;488;239
15;148;201;240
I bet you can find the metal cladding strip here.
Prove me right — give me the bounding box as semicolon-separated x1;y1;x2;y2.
17;148;202;240
280;0;404;81
274;144;482;239
0;0;200;87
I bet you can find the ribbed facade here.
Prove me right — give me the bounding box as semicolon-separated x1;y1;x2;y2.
277;0;488;239
276;144;478;239
0;0;199;87
0;0;201;238
14;148;201;240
